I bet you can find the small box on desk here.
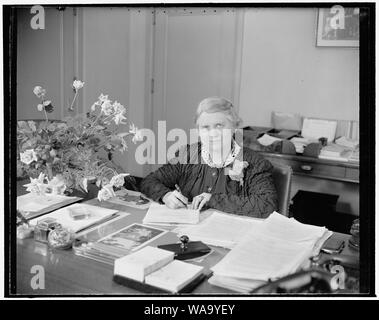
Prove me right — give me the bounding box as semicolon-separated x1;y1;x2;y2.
113;246;206;294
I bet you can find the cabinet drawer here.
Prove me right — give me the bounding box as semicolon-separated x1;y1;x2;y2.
346;168;359;181
265;157;346;180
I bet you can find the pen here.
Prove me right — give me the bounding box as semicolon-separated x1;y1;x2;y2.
174;184;188;208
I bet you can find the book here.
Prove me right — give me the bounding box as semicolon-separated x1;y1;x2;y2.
107;189;152;209
114;246;174;282
113;246;205;293
98;223;167;253
209;212;332;292
73;223;167;265
28;203;118;233
143;202;200;225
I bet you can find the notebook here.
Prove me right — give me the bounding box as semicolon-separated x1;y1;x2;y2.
144;259;204;293
114;246;174;282
143;202;200;225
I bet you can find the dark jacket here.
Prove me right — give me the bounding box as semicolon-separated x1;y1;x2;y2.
140;143;278;218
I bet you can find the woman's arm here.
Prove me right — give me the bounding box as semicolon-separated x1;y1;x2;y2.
140;163;182;202
207;156;278;218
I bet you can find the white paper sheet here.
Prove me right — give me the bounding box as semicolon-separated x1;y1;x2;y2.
142;202;200;225
175;211;264;249
257;134;282;146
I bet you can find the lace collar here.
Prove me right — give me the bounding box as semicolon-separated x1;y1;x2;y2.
201;141;241;168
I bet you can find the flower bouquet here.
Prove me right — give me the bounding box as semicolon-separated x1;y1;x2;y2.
17;80;142;201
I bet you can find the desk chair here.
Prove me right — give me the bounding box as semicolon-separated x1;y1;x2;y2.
271;164;293;217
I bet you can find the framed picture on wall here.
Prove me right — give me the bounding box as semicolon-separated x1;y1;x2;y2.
316;6;359;47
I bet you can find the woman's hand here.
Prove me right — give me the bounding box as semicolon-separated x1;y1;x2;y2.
162;190;189;209
190;193;212;211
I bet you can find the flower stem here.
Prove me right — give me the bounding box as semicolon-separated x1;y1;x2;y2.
43;108;49;122
68;91;78;111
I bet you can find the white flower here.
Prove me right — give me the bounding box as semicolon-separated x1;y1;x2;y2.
43;100;51;106
49;149;57;157
225;159;249;186
113;101;125;114
73;80;84;91
46;176;66;195
23;173;47;195
33;86;46;98
20;149;38;165
97;184;116;201
37;104;44;111
130;124;143;144
109;173;130;188
114;112;127;125
98;94;109;102
101;100;114;116
28;121;36;131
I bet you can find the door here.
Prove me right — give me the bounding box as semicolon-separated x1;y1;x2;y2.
150;7;244;170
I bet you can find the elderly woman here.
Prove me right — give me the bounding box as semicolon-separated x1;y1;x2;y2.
140;97;278;218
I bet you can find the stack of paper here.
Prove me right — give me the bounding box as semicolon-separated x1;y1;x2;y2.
29;203;119;233
209;212;332;293
176;212;264;249
73;223;167;265
319;143;351;162
335;136;359;149
143;202;200;226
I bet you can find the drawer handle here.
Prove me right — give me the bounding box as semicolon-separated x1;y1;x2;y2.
300;165;313;172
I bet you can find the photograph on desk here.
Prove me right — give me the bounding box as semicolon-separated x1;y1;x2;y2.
4;2;375;301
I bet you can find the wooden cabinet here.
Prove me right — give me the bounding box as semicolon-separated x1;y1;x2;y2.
256;151;359;216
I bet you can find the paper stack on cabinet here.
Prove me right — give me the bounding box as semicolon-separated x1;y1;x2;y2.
208;212;332;293
114;246;205;293
143;202;200;225
319;143;351;162
175;211;264;249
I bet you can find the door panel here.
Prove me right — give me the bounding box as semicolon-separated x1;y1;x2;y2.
151;8;243;170
17;7;76;120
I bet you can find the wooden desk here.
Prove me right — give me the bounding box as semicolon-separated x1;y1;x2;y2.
15;198;359;295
